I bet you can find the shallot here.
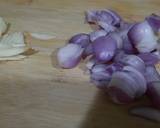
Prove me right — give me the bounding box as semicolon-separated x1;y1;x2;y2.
56;9;160;122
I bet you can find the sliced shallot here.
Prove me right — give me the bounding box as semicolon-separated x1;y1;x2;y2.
93;35;117;63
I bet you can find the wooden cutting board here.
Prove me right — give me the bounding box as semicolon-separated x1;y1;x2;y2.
0;0;160;128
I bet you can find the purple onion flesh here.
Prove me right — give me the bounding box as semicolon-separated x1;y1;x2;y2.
93;35;117;63
56;9;160;122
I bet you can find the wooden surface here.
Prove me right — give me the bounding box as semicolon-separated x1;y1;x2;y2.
0;0;160;128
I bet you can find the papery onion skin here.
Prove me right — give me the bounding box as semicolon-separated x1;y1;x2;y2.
57;44;83;69
0;17;7;36
93;35;117;63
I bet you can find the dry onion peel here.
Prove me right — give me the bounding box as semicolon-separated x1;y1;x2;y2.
0;32;27;57
29;32;55;40
0;55;26;61
0;17;7;37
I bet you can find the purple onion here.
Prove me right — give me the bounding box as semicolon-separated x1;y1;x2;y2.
128;21;158;53
105;9;122;26
69;33;90;48
85;10;97;23
86;57;97;71
123;66;147;97
119;21;133;31
122;36;136;54
57;44;83;69
93;35;117;63
56;9;160;112
118;22;136;53
138;53;159;66
82;43;93;59
145;66;160;83
114;50;126;61
114;52;146;73
90;63;123;89
146;13;160;34
108;66;147;104
109;32;123;49
89;30;107;42
90;64;111;89
85;9;121;32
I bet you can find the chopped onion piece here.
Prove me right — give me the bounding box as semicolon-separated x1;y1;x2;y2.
69;33;90;48
128;21;158;53
146;13;160;34
57;44;83;69
108;71;138;104
90;30;107;42
93;35;117;63
115;53;146;73
138;53;159;66
30;32;55;40
145;66;160;83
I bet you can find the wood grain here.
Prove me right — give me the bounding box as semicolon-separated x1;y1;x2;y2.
0;0;160;128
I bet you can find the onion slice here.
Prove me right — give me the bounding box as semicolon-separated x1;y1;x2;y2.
93;35;117;63
145;66;160;83
138;53;159;66
108;71;138;104
146;13;160;34
89;30;107;42
0;17;7;36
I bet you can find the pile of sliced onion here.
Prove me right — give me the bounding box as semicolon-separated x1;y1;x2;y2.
56;9;160;122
